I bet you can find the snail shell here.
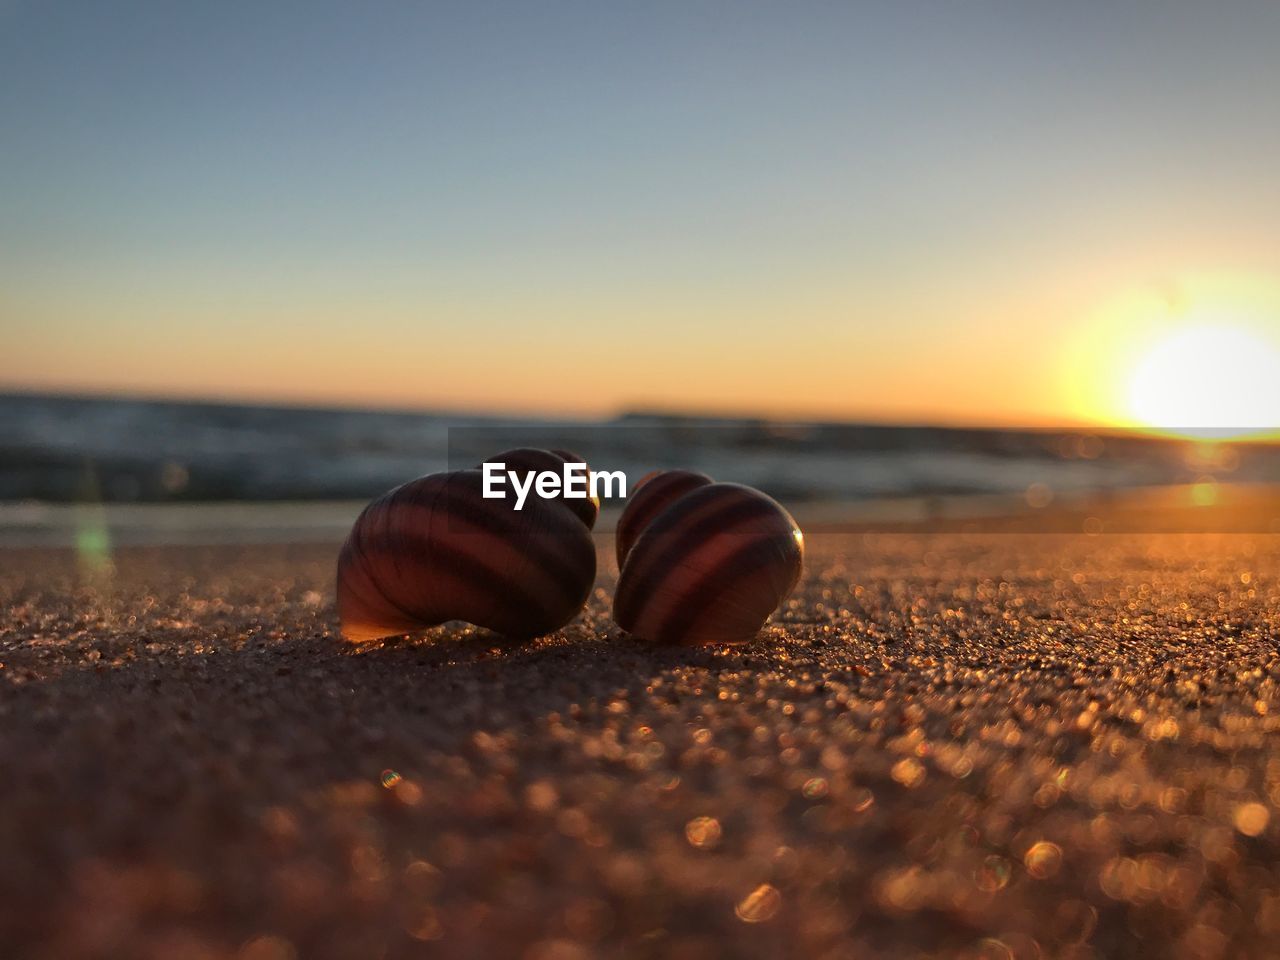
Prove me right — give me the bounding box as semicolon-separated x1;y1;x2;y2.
613;475;804;645
337;448;596;642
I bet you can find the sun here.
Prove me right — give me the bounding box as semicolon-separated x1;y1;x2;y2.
1064;277;1280;438
1128;322;1280;439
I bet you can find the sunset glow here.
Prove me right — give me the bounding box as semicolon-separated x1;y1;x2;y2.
3;5;1280;428
1062;277;1280;440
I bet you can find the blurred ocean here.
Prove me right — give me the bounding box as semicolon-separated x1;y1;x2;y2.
3;392;1275;505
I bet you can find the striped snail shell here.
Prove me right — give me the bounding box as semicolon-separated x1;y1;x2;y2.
613;474;804;645
337;448;596;642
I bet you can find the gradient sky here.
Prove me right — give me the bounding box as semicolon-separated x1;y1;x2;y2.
3;1;1279;422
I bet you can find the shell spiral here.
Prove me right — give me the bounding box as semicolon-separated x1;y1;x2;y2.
613;474;804;645
336;448;597;642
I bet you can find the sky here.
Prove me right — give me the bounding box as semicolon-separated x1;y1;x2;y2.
3;1;1279;424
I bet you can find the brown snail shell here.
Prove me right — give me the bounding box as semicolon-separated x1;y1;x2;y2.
337;448;596;642
613;475;804;645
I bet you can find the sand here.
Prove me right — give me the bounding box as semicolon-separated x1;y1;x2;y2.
2;533;1279;959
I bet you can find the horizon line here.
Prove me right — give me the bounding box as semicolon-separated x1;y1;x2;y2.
6;384;1280;443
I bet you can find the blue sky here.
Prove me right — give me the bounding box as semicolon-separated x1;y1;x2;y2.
3;1;1278;421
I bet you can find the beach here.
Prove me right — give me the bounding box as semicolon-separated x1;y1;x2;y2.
2;532;1278;959
8;1;1280;955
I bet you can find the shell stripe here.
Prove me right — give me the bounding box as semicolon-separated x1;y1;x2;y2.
337;451;599;642
623;472;703;535
337;537;424;636
349;537;565;634
616;471;711;565
344;494;430;627
345;482;592;634
614;496;785;627
436;483;595;603
383;479;455;618
426;538;565;633
647;533;797;644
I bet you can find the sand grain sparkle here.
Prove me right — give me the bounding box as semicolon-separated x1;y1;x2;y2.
1;534;1279;958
